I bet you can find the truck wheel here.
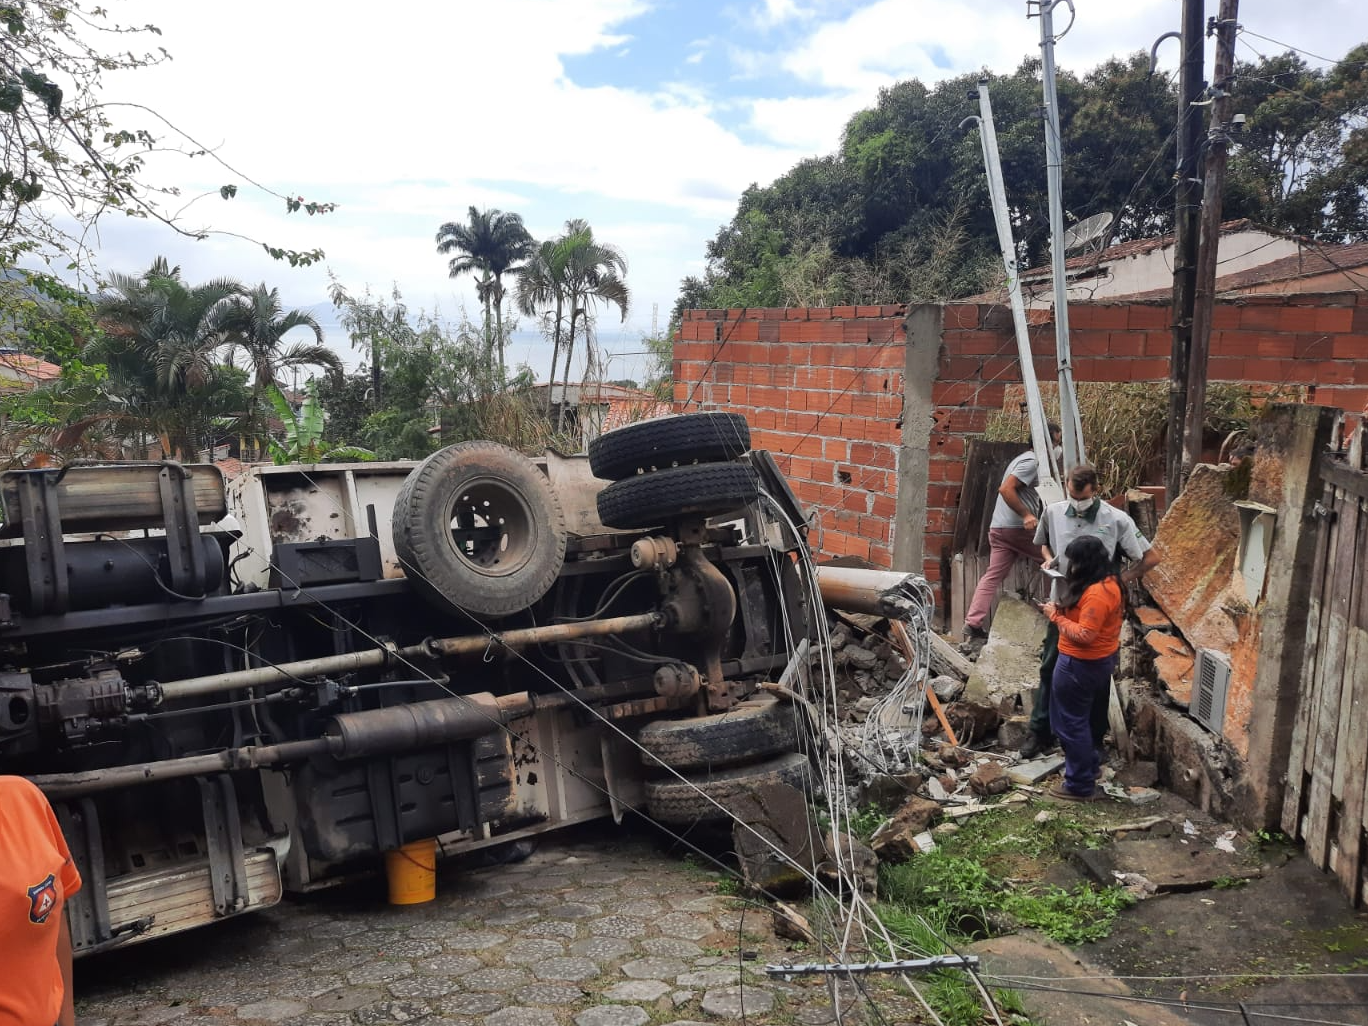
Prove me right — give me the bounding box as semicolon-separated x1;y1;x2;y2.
393;441;567;618
596;463;758;529
589;412;751;481
638;694;798;771
644;752;811;826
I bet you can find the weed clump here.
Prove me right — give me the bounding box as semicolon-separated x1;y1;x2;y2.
876;806;1134;946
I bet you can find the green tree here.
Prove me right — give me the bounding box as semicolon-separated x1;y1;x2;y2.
264;381;374;464
435;207;534;374
1225;44;1368;239
84;259;250;458
316;368;374;450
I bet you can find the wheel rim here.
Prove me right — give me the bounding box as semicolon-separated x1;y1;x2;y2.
443;475;536;579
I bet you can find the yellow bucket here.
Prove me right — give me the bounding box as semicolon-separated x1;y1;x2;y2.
383;838;437;905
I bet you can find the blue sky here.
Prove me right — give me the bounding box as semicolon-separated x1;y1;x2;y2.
71;0;1368;385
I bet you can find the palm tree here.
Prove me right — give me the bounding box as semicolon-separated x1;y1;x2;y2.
435;207;533;375
217;284;341;458
557;220;630;431
515;236;574;417
92;259;249;457
222;284;340;389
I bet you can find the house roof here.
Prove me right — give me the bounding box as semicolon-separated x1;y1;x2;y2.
212;457;246;480
1111;240;1368;301
1213;240;1368;293
0;350;61;385
1019;219;1262;281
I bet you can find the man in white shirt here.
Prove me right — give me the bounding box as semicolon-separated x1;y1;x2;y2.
1019;463;1161;758
961;424;1062;656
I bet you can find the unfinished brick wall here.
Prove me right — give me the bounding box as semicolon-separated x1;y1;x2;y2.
673;306;908;564
673;292;1368;583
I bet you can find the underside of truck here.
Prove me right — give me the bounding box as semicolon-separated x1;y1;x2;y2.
0;413;819;956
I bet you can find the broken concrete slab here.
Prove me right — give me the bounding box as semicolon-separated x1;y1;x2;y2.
727;783;819;897
1145;630;1195;705
1006;755;1065;785
1072;837;1261;893
965;594;1047;707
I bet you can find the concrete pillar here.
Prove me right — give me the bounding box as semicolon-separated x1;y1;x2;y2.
892;305;942;573
1236;403;1339;829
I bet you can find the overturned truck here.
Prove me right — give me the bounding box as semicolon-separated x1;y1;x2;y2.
0;413;815;956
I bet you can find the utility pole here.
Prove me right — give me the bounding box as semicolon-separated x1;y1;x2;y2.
1164;0;1207;503
1031;0;1086;472
1182;0;1240;484
964;81;1061;497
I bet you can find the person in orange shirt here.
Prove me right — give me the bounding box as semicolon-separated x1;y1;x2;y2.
1;776;81;1026
1038;536;1123;801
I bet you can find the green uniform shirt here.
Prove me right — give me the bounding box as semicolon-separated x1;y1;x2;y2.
1033;499;1150;579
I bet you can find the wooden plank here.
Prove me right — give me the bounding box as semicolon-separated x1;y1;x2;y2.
1321;454;1368;501
950;553;967;639
1338;629;1368;904
1283;483;1339;836
1333;498;1368;802
1302;489;1360;868
0;464;228;536
106;851;280;939
1108;678;1134;762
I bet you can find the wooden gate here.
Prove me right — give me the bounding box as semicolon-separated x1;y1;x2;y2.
1283;424;1368;905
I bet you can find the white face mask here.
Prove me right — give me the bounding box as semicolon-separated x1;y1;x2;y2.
1068;495;1096;514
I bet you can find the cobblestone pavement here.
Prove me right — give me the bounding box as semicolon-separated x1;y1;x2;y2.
76;830;865;1026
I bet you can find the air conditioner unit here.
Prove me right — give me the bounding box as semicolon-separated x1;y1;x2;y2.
1192;649;1231;735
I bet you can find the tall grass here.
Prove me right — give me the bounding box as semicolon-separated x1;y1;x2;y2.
983;381;1301;496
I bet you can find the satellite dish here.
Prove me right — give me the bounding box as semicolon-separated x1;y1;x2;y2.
1063;211;1114;253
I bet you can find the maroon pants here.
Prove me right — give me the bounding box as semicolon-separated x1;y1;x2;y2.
965;527;1041;632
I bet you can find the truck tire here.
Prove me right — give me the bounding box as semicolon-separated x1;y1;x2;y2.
644;752;811;826
595;463;759;529
393;441;567;618
638;694;798;771
589;413;751;481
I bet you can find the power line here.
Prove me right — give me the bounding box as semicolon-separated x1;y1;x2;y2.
1238;28;1368;69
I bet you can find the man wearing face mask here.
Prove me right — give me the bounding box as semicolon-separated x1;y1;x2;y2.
961;423;1063;657
1019;464;1161;760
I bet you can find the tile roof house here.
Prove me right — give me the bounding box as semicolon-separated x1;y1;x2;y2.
0;349;62;389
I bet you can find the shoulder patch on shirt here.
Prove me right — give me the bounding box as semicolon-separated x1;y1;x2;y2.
27;873;58;924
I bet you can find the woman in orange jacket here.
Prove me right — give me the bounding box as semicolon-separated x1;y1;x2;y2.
1;776;81;1026
1039;535;1123;800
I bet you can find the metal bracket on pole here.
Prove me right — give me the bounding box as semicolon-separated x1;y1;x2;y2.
766;955;980;978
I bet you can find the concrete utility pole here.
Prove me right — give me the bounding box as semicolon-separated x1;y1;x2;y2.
1032;0;1086;472
1182;0;1240;485
1164;0;1207;503
963;81;1062;498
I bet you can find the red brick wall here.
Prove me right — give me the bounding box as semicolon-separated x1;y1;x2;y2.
674;293;1368;583
673;306;908;565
